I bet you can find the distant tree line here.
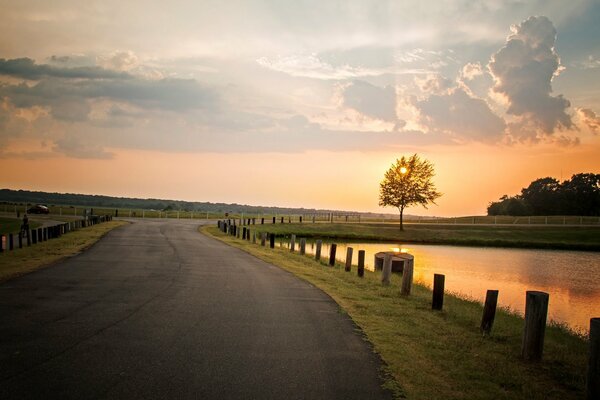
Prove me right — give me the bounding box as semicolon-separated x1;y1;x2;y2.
487;173;600;216
0;188;391;218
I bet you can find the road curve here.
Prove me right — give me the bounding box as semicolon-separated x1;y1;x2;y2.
0;218;392;399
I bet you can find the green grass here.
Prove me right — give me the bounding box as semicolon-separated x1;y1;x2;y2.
247;222;600;251
0;220;127;282
203;225;588;400
0;217;43;234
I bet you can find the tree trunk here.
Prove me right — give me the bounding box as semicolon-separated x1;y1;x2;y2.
399;207;404;231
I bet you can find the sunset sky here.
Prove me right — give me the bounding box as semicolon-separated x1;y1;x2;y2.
1;1;599;216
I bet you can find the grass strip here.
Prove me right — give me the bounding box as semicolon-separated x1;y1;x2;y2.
203;225;588;400
248;222;600;251
0;220;127;282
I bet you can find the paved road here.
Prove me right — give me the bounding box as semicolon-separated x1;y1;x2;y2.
0;219;392;399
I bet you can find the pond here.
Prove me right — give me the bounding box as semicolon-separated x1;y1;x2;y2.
279;239;600;333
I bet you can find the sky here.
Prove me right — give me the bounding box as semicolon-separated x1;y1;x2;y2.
0;1;599;216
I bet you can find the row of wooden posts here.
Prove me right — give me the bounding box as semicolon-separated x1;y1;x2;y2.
217;218;599;398
0;215;113;253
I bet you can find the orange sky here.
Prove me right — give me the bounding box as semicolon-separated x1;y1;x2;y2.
2;139;598;217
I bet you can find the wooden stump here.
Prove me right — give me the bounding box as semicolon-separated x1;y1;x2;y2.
480;290;499;335
381;254;392;286
432;274;445;310
521;291;549;361
345;247;353;272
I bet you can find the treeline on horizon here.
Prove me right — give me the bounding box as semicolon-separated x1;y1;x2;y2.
487;173;600;216
0;188;390;217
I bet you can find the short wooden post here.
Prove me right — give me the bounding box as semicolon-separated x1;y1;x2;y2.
587;318;600;400
273;217;276;224
315;240;322;261
312;215;315;223
269;233;275;248
242;227;247;240
300;238;306;255
252;231;256;244
345;247;353;272
357;250;365;277
521;291;549;361
31;231;37;244
480;290;499;335
261;218;264;224
432;274;445;310
9;233;14;250
261;232;266;246
237;226;241;238
281;217;284;224
18;232;22;248
246;229;251;241
299;216;303;223
400;264;414;296
329;243;337;266
290;234;296;252
381;254;392;285
38;228;42;242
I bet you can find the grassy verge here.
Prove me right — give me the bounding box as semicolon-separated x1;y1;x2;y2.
0;220;127;282
248;222;600;251
203;225;588;400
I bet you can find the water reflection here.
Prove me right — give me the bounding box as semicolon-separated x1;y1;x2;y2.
283;239;599;333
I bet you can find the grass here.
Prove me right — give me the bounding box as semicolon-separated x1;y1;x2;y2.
247;222;600;251
203;225;589;400
0;220;127;282
0;217;42;234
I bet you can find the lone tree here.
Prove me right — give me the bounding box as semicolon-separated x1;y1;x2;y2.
379;154;442;230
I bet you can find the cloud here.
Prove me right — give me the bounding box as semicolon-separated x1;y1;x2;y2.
414;87;506;141
489;16;573;138
415;74;453;95
340;80;398;122
460;62;484;80
0;57;132;80
574;55;600;70
256;54;429;80
52;133;114;159
578;108;600;134
97;51;139;71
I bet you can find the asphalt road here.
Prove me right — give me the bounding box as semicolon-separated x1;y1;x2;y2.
0;219;392;399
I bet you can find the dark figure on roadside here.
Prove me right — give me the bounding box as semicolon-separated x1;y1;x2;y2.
21;214;29;238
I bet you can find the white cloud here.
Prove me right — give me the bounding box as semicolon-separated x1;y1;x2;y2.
577;108;600;134
489;15;573;138
460;62;484;80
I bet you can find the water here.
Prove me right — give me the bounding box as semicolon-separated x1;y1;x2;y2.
283;240;599;333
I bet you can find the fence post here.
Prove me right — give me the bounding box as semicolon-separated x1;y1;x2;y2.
315;240;322;261
269;233;275;248
432;274;445;310
252;231;256;244
481;290;499;335
329;243;337;266
290;234;296;252
261;233;266;246
400;263;414;296
300;238;306;255
522;291;549;361
31;231;37;245
345;247;353;272
9;233;14;250
588;318;600;400
26;229;31;246
357;250;365;277
18;232;23;248
381;254;392;285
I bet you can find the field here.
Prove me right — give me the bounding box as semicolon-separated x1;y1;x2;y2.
204;225;589;400
247;222;600;251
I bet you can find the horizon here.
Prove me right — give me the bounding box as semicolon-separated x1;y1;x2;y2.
1;1;599;216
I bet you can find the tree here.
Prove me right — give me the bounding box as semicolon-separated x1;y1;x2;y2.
379;154;442;230
520;177;562;215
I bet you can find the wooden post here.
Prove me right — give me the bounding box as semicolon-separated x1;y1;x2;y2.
281;217;284;224
242;227;247;240
9;233;14;250
261;218;264;224
381;254;392;285
290;234;296;252
300;238;306;255
329;243;337;266
400;264;414;296
480;290;499;335
521;291;549;361
315;240;322;261
345;247;353;272
32;231;37;244
273;216;276;224
38;228;42;242
26;229;31;246
261;233;266;246
312;215;315;223
269;233;275;248
432;274;445;310
252;231;256;244
357;250;365;277
588;318;600;400
299;216;303;223
18;232;22;248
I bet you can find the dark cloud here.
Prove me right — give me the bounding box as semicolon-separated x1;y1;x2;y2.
489;16;573;137
415;87;506;141
0;57;132;80
341;80;397;121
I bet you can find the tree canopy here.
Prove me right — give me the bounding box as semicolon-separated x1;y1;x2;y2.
487;173;600;216
379;154;442;230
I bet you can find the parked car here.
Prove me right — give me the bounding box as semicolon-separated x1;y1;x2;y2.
27;204;50;214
